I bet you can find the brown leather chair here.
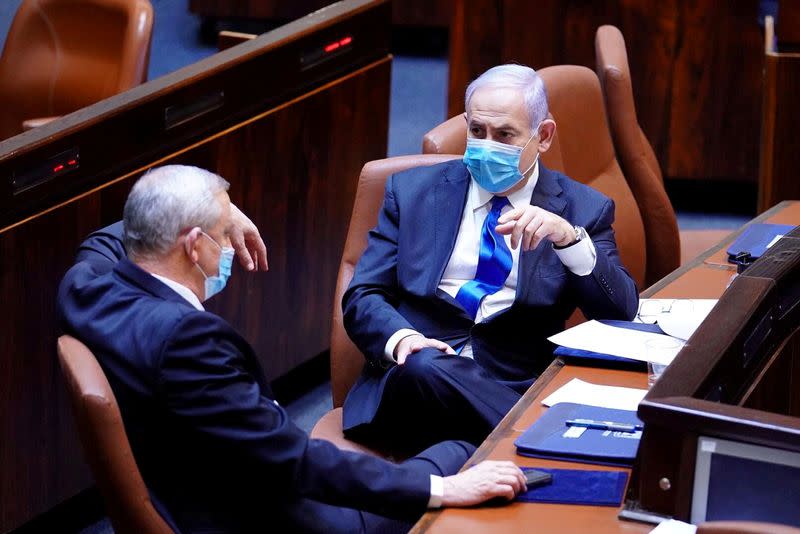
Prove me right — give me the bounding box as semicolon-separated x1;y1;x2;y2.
594;25;730;273
422;65;647;290
57;335;173;534
0;0;154;139
698;521;800;534
310;154;461;454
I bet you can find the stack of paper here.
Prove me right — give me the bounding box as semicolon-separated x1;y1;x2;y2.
541;378;647;411
548;320;683;365
636;299;718;340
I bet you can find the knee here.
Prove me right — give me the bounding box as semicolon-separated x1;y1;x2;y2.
394;348;450;386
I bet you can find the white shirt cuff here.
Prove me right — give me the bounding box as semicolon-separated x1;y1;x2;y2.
384;328;420;362
554;235;597;276
428;475;444;508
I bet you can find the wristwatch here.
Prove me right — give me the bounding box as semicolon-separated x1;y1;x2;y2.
555;225;587;249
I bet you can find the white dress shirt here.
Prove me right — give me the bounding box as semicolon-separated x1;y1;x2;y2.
384;163;597;361
151;274;204;311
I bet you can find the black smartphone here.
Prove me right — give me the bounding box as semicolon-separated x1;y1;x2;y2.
524;469;553;488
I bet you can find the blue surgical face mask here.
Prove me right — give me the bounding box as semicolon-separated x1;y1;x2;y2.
462;134;538;193
196;232;235;300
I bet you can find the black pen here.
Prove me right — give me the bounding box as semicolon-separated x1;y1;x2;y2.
565;418;643;433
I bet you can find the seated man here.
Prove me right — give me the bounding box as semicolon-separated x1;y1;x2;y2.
57;165;527;534
342;64;639;453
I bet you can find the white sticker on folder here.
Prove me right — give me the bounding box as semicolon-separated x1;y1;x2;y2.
701;440;717;453
767;234;784;249
563;426;586;439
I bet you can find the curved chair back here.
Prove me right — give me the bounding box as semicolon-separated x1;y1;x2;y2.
0;0;154;139
595;24;681;285
57;335;173;534
422;65;646;289
330;154;460;407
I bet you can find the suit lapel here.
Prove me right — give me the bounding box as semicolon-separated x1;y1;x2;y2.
516;164;567;304
431;163;471;302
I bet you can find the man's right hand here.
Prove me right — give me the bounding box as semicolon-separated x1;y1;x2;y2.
442;461;527;507
394;334;456;364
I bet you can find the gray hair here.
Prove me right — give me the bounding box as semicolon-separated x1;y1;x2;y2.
123;165;230;258
464;64;549;134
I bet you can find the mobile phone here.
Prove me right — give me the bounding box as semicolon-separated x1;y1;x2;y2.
524;469;553;488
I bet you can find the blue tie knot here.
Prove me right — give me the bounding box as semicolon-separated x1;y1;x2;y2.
490;195;510;214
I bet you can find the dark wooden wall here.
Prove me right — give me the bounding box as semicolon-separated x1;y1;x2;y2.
190;0;452;27
0;0;392;529
0;57;390;533
758;49;800;212
448;0;764;183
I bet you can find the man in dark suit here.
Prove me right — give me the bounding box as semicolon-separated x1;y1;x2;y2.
342;64;639;453
57;165;527;534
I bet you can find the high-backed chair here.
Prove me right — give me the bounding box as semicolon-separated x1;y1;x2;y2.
57;335;173;534
0;0;154;139
422;65;647;290
594;25;730;273
310;154;461;453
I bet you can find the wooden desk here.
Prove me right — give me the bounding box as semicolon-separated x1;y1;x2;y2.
413;201;798;533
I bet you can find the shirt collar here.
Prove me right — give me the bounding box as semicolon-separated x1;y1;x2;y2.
151;273;204;311
469;161;540;211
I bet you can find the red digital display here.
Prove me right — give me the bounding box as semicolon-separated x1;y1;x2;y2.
324;35;353;54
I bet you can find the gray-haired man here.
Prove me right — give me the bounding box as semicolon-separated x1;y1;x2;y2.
57;165;527;534
342;64;639;453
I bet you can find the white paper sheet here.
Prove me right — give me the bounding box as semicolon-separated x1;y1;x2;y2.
636;299;719;340
547;320;684;365
649;519;697;534
541;378;647;411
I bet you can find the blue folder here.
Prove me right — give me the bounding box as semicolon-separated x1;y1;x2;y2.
514;403;643;467
726;223;795;262
553;320;662;365
517;467;628;506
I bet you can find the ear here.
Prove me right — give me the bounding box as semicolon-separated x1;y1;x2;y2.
536;119;557;153
184;227;203;264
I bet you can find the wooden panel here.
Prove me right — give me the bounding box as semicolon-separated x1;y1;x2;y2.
448;0;763;183
0;57;390;532
757;50;800;212
666;1;763;181
190;0;453;27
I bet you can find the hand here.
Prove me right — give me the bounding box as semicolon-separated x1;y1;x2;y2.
442;461;527;507
229;204;268;272
496;206;576;251
394;334;455;365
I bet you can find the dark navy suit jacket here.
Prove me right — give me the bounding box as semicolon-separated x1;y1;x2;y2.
342;161;639;428
57;223;433;533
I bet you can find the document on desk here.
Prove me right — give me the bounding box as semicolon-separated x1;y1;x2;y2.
636;298;718;340
649;519;697;534
542;378;647;411
548;320;684;365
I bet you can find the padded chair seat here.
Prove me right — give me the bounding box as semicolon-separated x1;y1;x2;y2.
310;408;384;457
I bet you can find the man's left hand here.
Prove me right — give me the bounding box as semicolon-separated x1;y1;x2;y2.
496;206;575;251
230;204;269;271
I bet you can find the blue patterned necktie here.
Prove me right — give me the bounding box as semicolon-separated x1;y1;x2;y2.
455;196;513;319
